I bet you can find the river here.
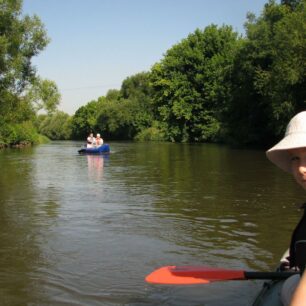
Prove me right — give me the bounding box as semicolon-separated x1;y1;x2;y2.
0;141;305;305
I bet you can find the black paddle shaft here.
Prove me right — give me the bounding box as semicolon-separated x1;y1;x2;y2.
244;271;298;280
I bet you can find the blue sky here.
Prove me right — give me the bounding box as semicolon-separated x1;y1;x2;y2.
23;0;269;115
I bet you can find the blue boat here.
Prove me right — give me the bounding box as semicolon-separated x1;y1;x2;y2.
78;144;110;155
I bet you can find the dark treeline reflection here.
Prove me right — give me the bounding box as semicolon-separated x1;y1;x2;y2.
0;148;55;305
110;142;305;268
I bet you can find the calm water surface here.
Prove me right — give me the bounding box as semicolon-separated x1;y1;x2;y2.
0;141;305;306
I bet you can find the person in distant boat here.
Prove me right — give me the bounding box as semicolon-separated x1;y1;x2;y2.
87;133;96;148
95;133;104;147
266;111;306;306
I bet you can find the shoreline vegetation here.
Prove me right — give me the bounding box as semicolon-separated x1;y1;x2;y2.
1;0;305;149
0;141;31;149
0;135;50;150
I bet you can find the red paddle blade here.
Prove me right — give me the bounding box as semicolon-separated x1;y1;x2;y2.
145;266;210;284
145;266;246;285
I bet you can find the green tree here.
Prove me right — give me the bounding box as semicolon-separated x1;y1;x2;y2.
281;0;302;11
70;99;102;139
150;25;240;142
72;73;156;141
95;95;136;140
25;77;61;114
226;0;306;146
0;0;53;146
38;111;72;140
120;72;154;134
105;89;120;101
268;0;306;135
0;0;49;113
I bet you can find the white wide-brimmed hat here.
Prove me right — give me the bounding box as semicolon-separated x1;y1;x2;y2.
266;111;306;173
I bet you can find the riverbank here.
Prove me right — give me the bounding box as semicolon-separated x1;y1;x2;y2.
0;135;50;150
1;141;31;148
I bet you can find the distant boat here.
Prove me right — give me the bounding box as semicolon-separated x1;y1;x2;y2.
78;144;110;155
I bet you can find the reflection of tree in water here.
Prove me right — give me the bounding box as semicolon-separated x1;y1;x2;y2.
87;155;104;180
118;142;305;270
0;149;50;304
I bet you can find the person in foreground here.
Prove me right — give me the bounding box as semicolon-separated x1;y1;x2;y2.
266;111;306;306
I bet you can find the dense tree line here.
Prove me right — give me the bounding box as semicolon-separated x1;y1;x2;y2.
1;0;305;147
71;0;305;147
71;72;155;140
226;0;306;146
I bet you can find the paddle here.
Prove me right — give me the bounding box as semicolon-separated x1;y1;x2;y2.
145;266;298;285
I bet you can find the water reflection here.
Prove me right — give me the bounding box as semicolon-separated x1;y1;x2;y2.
87;155;104;180
0;148;49;305
0;141;305;305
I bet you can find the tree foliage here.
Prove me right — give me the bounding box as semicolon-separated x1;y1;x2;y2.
37;111;72;140
0;0;59;145
226;0;306;145
25;77;61;114
3;0;306;147
150;25;240;142
119;72;154;133
71;1;305;146
96;98;136;140
70;100;101;139
72;72;156;141
0;0;49;96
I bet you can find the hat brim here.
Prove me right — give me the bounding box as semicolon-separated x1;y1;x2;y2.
266;133;306;173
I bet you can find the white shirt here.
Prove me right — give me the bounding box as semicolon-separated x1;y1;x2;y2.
87;136;96;148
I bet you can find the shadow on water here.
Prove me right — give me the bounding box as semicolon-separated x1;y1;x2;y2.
0;141;304;305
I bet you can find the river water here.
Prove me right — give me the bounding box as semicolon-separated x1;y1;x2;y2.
0;141;305;306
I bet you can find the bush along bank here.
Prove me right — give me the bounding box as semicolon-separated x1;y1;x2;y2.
0;122;50;149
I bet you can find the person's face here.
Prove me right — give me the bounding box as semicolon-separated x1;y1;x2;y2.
289;148;306;190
